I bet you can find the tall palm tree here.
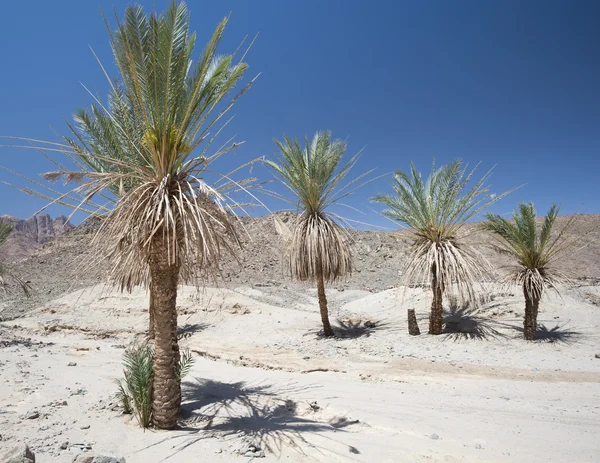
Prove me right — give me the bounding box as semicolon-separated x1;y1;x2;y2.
0;222;31;296
6;2;255;428
482;203;580;340
372;160;510;334
265;131;365;337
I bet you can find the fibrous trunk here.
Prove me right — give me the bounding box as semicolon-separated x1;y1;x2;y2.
149;236;181;429
407;309;421;336
148;290;155;339
429;268;444;335
316;262;335;337
523;285;540;341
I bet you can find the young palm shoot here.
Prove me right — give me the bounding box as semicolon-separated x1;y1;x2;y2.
482;203;581;340
373;160;511;334
266;131;367;337
1;2;257;428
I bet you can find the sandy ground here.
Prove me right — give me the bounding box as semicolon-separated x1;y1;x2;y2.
1;284;600;462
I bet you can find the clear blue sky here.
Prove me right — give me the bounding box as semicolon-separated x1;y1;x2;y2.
1;0;598;228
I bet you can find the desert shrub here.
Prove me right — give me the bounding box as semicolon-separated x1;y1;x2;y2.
116;342;195;428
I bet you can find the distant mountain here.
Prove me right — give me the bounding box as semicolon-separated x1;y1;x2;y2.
0;214;74;262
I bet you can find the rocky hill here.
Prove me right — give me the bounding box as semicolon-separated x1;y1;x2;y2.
0;214;74;261
0;212;598;321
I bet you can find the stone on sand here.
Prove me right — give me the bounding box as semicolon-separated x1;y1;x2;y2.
72;455;126;463
0;444;36;463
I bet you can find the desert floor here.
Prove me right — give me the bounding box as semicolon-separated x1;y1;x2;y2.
1;284;599;462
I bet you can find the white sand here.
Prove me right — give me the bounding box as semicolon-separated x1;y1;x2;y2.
1;284;599;462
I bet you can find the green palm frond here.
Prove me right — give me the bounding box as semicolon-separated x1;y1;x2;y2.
265;131;368;282
373;159;512;304
482;203;581;300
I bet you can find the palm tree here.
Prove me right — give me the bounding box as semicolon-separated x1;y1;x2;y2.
7;2;255;428
372;160;510;334
0;222;31;296
265;131;365;337
482;203;580;340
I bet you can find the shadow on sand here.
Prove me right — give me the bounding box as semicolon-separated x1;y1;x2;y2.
333;318;392;339
503;322;584;345
309;318;392;339
139;378;360;461
443;306;507;341
177;323;210;339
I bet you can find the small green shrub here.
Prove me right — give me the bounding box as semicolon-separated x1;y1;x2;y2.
115;342;195;428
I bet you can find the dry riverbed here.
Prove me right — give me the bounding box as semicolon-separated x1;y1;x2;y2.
1;284;599;462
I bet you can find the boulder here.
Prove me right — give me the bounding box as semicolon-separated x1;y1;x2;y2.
0;444;35;463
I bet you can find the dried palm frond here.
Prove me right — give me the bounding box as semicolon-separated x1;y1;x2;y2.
482;203;583;300
373;159;514;305
288;212;352;282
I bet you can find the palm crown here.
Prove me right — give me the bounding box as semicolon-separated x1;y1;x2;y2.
373;159;509;304
482;203;576;300
36;2;256;290
266;131;366;283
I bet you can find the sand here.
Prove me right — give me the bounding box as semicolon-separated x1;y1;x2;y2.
1;283;599;462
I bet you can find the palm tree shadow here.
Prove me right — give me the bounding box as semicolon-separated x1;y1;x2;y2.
333;318;392;339
145;377;360;460
177;323;210;339
504;323;583;345
310;318;391;339
443;306;507;341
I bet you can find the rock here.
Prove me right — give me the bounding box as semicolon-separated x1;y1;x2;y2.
80;424;90;430
24;411;40;420
93;457;127;463
73;456;126;463
0;214;73;261
59;442;69;450
242;444;265;458
69;443;92;455
67;362;77;367
72;457;94;463
430;433;439;440
0;443;36;462
595;353;600;359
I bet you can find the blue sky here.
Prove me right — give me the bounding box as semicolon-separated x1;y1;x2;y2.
0;0;598;228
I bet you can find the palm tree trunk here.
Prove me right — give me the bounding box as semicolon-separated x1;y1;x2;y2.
316;262;334;337
149;236;181;429
523;286;539;341
407;308;421;335
429;269;444;335
148;289;155;339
